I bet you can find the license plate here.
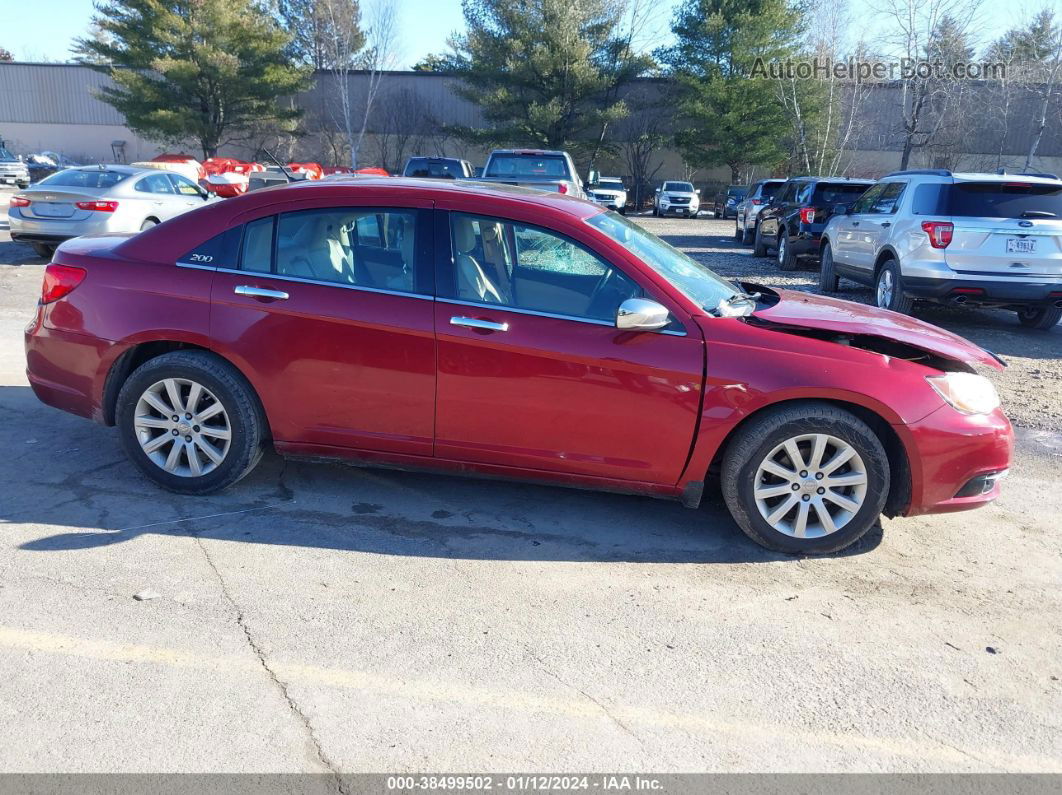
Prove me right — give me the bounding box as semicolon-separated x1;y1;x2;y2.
1006;238;1037;254
34;203;69;217
1;178;13;184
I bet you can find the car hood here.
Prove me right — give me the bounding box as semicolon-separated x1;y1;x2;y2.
749;288;1003;370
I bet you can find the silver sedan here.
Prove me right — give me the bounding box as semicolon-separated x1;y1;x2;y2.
8;164;217;258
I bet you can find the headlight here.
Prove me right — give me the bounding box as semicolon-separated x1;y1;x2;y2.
926;372;1000;415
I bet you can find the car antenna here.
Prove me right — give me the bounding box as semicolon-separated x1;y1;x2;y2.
262;149;295;183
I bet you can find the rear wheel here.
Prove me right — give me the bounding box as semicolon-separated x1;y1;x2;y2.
741;221;754;245
777;231;798;270
733;221;742;241
1017;305;1062;330
30;242;56;259
819;242;839;292
875;259;914;314
116;351;265;495
721;403;889;554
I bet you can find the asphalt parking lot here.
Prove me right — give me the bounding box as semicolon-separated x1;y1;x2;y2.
0;191;1059;773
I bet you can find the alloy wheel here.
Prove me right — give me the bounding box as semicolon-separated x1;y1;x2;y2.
877;269;894;308
133;378;232;477
752;433;868;538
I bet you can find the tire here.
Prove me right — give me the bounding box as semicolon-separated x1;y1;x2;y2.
741;222;754;245
652;208;659;217
733;221;743;241
140;219;158;231
115;350;266;495
777;231;798;271
753;224;769;257
1017;305;1062;330
875;259;914;314
819;242;839;292
720;402;890;554
30;242;56;259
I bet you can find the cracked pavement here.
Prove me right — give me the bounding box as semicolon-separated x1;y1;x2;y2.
0;197;1059;772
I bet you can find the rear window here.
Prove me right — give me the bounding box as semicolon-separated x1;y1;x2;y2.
945;182;1062;218
485;154;569;179
727;187;746;198
404;158;464;179
761;181;785;198
39;169;129;189
813;182;874;204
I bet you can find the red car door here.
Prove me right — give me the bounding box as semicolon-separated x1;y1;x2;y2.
433;211;704;485
207;200;436;456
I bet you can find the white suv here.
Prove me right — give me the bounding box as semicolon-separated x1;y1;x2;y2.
819;169;1062;329
653;181;700;217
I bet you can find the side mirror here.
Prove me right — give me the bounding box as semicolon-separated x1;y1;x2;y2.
833;203;850;216
616;298;670;331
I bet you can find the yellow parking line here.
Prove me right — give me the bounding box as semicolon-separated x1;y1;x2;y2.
0;624;1057;771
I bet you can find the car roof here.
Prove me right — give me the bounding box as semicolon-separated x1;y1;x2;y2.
490;149;567;156
116;177;605;262
787;176;874;183
949;172;1062;185
68;164;144;175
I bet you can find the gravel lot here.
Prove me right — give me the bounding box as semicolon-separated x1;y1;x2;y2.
0;192;1059;774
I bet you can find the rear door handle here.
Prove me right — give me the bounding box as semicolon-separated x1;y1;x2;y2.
450;316;508;332
880;222;892;228
235;285;289;301
851;221;860;226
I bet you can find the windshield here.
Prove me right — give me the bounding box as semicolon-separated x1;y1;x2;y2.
39;169;129;189
727;187;747;197
597;179;624;189
0;147;16;161
485;154;569;179
587;211;739;313
663;182;694;193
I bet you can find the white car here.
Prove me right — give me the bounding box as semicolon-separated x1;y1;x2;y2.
9;165;217;258
653;181;700;217
588;177;628;214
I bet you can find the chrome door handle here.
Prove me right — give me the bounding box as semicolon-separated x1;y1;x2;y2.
450;316;508;332
235;285;289;301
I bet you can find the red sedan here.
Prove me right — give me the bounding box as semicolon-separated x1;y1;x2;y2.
24;179;1013;553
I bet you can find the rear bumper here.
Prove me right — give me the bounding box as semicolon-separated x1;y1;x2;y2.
790;231;823;258
900;404;1013;516
903;275;1062;307
25;312;112;422
9;212;112;241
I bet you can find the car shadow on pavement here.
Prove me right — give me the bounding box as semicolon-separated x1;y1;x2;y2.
1;385;882;563
0;239;42;266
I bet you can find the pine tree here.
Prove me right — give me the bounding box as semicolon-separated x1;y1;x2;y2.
659;0;803;181
76;0;311;158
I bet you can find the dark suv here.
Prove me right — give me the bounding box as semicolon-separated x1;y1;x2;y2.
402;157;474;179
755;177;875;269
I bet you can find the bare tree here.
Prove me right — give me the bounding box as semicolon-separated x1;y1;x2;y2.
869;0;982;169
614;104;667;211
1022;16;1062;170
351;0;400;167
370;86;440;172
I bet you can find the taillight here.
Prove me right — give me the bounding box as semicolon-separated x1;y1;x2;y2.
557;184;568;195
75;200;119;213
800;207;817;224
921;220;954;249
751;198;762;205
9;196;30;208
40;264;86;304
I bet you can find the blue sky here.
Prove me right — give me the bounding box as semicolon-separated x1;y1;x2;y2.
0;0;1036;68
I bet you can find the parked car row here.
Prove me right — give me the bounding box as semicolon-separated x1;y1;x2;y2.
733;170;1062;330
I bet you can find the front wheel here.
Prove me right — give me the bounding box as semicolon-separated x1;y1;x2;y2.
116;351;266;494
1017;305;1062;330
875;259;913;314
721;403;890;554
819;242;839;292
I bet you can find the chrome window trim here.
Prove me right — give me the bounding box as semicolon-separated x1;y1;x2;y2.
437;297;687;336
175;261;434;301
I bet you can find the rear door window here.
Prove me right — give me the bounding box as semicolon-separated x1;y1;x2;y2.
136;173;175;194
240;217;275;273
946;182;1062;218
275;208;417;292
815;182;874;206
